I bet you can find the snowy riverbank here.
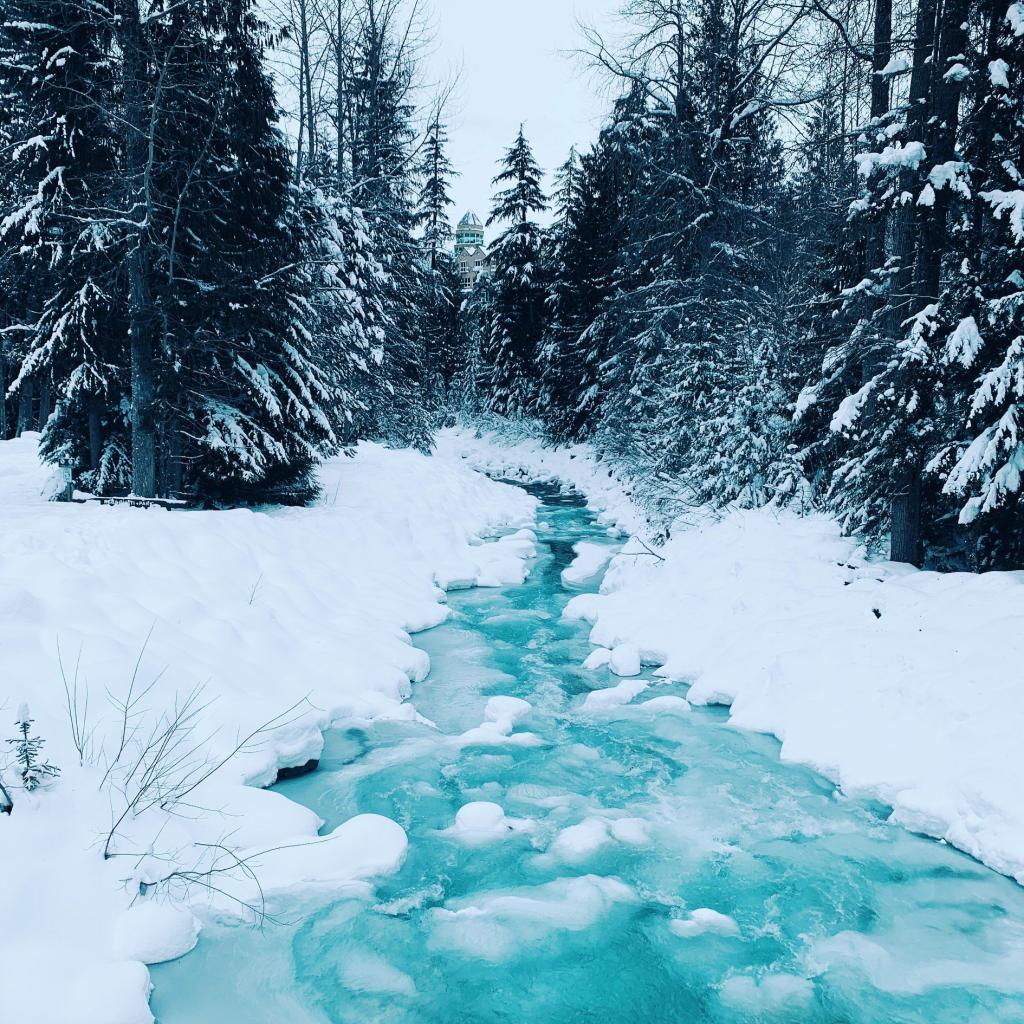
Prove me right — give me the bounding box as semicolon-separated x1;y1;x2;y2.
0;433;536;1024
441;425;1024;884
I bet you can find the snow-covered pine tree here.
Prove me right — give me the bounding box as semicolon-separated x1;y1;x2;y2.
538;137;636;441
146;0;337;502
325;2;435;448
8;704;59;791
416;117;462;400
820;0;972;562
929;0;1024;566
482;126;549;417
586;0;791;505
0;0;130;487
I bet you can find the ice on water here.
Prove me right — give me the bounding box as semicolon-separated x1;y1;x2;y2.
151;486;1024;1023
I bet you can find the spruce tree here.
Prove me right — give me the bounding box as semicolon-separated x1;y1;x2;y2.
929;0;1024;566
0;0;129;487
482;126;549;416
416;118;462;400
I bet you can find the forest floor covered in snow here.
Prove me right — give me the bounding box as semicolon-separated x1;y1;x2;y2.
0;432;536;1024
441;425;1024;885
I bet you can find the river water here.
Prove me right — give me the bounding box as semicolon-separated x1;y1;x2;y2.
151;486;1024;1023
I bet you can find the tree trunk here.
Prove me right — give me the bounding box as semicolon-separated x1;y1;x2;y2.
887;0;938;565
891;469;923;563
862;0;893;389
913;0;970;305
16;375;35;436
118;0;158;497
0;341;7;440
36;376;51;431
88;398;102;472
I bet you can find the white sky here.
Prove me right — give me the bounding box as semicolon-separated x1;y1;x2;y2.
427;1;620;227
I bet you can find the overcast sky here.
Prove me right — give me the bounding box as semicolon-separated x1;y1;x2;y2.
428;1;620;227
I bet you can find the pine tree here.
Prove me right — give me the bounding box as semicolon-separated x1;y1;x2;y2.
9;704;59;792
142;0;336;502
482;126;548;416
416;118;462;400
929;0;1024;566
0;0;129;487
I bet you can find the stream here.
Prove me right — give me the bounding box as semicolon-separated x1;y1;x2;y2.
151;485;1024;1023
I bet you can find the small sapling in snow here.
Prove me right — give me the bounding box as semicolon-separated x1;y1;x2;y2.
9;704;60;792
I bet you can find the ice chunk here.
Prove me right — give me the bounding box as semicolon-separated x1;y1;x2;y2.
582;647;612;670
428;875;637;962
485;695;531;730
670;908;740;938
637;695;692;714
456;696;541;747
609;818;649;845
546;816;650;863
548;818;614;862
719;973;814;1012
339;950;417;996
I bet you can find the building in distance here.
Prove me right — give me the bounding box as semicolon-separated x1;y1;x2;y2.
454;211;493;290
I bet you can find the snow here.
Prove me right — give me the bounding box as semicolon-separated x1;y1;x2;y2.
944;315;984;367
989;58;1011;88
1010;2;1024;37
456;696;541;747
581;679;649;711
544;816;650;863
582;647;612;670
877;54;911;76
445;425;1024;887
0;435;538;1023
982;188;1024;243
855;141;926;178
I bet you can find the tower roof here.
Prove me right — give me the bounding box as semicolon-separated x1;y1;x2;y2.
458;210;482;228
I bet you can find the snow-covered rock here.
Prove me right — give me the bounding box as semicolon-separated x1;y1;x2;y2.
446;802;536;845
582;647;612;670
561;541;618;587
609;643;642;677
581;679;649;711
456;696;541;747
112;903;201;965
